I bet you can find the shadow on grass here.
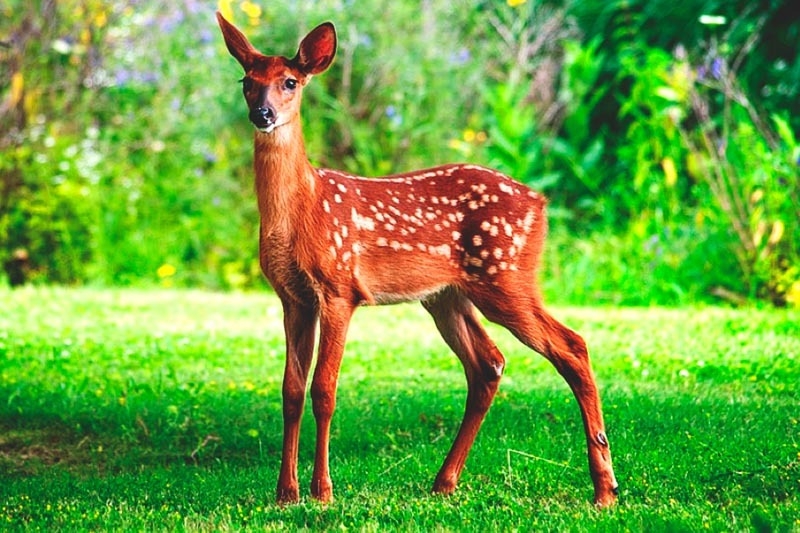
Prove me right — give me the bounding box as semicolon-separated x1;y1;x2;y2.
2;380;798;508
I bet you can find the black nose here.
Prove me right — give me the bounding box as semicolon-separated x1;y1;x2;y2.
249;105;276;129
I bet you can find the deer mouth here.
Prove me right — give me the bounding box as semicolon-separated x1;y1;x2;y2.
255;123;277;134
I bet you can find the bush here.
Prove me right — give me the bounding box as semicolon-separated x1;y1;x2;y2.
1;0;797;305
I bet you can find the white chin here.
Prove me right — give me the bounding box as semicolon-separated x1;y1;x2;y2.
257;124;277;134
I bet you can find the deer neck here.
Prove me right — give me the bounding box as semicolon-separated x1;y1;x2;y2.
253;119;318;236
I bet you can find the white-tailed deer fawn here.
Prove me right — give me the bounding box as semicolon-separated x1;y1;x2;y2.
216;13;618;507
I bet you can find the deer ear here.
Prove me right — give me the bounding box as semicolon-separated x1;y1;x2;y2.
216;12;259;70
294;22;336;75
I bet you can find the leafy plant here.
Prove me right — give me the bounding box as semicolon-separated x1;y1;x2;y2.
663;20;800;305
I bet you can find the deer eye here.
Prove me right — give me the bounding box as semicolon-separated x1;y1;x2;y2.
240;77;253;93
283;78;298;91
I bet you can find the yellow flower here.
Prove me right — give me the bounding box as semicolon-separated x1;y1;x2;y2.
9;72;23;107
218;0;234;22
786;281;800;309
508;0;527;6
157;264;176;278
661;156;677;188
94;10;107;28
240;0;262;19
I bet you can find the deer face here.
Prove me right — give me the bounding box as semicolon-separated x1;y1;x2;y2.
217;13;337;134
241;57;305;133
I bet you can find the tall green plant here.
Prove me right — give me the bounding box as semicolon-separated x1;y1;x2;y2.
663;22;800;306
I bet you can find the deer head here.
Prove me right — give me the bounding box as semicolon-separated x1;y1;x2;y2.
216;13;336;134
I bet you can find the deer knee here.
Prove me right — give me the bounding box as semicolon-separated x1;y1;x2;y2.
282;382;306;421
565;329;588;359
310;381;336;419
546;327;594;382
477;350;505;382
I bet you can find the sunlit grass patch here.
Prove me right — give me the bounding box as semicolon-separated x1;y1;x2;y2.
1;288;798;530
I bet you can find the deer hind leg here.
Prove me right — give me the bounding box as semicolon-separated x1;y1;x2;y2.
276;300;318;504
422;289;506;495
308;297;355;503
471;288;619;507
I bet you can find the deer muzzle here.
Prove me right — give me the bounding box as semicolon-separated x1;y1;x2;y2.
249;103;277;133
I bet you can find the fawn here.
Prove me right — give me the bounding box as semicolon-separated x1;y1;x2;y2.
216;13;618;507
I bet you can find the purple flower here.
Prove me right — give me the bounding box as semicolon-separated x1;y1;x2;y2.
385;105;402;127
139;71;159;84
710;57;723;79
450;48;471;65
114;69;132;86
159;11;184;33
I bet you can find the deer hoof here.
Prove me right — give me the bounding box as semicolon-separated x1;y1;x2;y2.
431;475;458;495
593;486;619;508
276;486;300;505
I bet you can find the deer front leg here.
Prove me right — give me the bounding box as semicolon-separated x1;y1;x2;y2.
276;300;318;504
309;297;355;503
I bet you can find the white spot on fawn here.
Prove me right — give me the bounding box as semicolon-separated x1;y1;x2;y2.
351;208;375;231
429;244;451;257
498;182;514;195
472;234;483;247
323;200;331;213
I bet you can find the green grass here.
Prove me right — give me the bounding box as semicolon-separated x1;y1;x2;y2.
1;288;798;531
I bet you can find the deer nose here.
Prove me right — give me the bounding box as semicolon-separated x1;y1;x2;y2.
249;104;276;129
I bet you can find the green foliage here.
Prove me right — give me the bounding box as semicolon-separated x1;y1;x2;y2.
1;0;798;306
659;31;800;305
1;288;799;529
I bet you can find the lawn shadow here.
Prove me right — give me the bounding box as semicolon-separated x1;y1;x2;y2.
2;378;797;507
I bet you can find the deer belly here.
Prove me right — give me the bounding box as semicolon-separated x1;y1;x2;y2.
357;249;458;305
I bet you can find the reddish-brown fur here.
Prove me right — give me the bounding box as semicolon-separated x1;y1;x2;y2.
216;12;618;507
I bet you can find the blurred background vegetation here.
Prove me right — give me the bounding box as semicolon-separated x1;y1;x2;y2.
1;0;798;306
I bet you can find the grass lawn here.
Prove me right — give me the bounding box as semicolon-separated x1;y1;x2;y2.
1;287;798;531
